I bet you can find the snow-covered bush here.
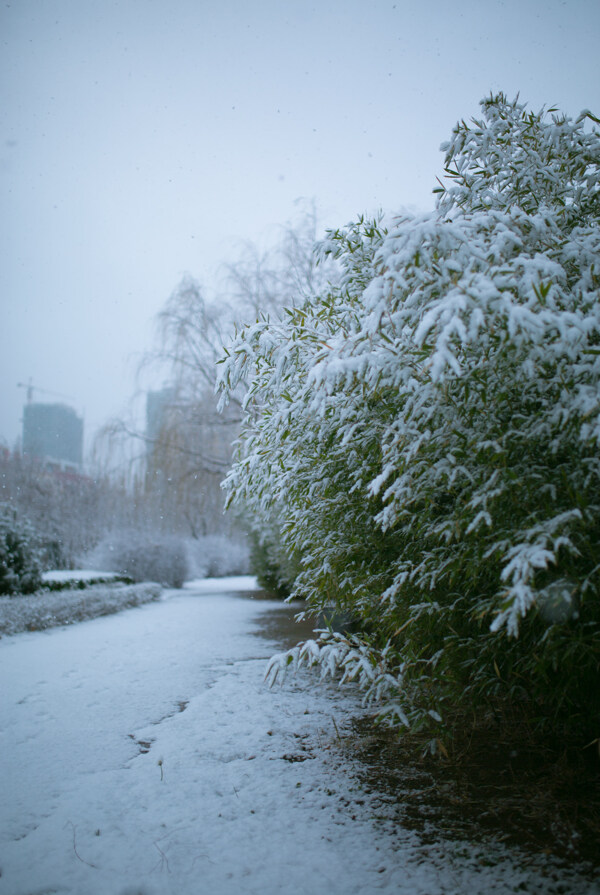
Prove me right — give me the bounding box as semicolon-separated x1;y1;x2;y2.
0;581;162;635
0;506;43;595
219;95;600;740
88;531;189;588
185;533;251;578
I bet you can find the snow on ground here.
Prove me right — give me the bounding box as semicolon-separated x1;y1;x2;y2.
0;575;259;638
0;578;597;895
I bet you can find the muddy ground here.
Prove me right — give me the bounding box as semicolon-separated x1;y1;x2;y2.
247;593;600;880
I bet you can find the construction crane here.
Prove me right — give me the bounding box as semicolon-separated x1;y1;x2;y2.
17;379;75;405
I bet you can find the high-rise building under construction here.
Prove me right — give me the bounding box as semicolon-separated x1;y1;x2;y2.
22;403;83;468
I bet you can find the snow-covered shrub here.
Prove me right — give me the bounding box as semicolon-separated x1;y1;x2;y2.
88;531;189;588
0;506;43;595
219;95;600;740
0;581;162;635
185;533;251;578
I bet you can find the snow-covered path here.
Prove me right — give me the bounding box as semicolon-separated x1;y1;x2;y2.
0;579;596;895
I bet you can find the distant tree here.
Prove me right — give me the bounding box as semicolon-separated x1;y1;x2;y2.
143;387;238;538
124;201;339;546
0;451;108;568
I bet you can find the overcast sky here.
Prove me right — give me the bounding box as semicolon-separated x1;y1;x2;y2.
2;0;599;455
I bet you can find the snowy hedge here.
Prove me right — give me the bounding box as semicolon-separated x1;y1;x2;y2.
0;581;162;636
219;95;600;740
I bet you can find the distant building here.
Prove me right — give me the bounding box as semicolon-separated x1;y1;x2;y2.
22;403;83;469
146;387;176;447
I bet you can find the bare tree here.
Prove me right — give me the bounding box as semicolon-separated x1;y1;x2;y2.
95;202;339;541
0;449;122;568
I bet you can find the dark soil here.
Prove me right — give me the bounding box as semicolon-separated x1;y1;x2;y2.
249;596;600;878
342;716;600;875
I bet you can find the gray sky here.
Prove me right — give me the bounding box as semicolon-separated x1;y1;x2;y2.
2;0;599;455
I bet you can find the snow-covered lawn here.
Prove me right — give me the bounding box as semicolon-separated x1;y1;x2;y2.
0;578;597;895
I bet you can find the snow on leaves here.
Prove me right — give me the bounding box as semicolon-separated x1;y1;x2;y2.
219;94;600;734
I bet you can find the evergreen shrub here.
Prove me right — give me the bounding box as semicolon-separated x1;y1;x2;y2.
0;506;43;595
219;95;600;744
